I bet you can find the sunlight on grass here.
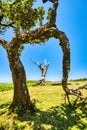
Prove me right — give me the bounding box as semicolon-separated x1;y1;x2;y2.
0;90;13;104
0;80;87;130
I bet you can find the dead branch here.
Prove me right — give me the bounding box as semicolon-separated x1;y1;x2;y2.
64;84;87;103
31;59;49;86
72;84;87;91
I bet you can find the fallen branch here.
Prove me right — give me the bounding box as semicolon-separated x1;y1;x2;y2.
64;84;87;104
72;84;87;91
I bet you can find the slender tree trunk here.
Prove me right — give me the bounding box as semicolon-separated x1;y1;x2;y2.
7;48;33;111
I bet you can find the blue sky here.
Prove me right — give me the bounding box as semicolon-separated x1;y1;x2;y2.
0;0;87;83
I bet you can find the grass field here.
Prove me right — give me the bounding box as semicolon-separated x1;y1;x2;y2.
0;80;87;130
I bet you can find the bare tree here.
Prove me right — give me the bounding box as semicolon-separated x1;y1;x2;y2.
31;59;49;85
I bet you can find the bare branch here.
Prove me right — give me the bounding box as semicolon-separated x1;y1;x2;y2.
73;84;87;91
64;84;87;101
31;59;49;86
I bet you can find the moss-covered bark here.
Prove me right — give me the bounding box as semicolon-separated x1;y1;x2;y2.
7;47;33;111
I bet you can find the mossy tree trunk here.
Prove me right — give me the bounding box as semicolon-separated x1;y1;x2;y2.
58;31;71;104
7;46;33;111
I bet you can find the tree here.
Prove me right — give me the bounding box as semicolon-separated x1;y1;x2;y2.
31;59;49;85
0;0;86;110
0;0;46;112
0;0;70;109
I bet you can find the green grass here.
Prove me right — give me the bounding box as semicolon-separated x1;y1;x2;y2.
0;81;52;92
0;83;13;91
0;80;87;130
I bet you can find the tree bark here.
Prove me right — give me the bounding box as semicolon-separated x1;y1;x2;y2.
58;31;71;105
7;48;33;111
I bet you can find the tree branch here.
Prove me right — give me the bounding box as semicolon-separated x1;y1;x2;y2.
10;1;20;7
72;84;87;91
0;37;10;49
64;84;87;101
0;22;15;28
11;0;59;44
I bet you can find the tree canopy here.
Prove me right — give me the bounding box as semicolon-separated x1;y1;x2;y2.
0;0;51;33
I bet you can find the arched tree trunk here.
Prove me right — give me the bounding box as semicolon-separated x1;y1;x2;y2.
57;30;71;104
7;47;33;111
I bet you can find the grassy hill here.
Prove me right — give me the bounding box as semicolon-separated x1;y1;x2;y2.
0;80;87;130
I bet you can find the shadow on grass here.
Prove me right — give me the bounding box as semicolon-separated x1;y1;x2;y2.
0;102;10;110
51;82;71;86
0;102;10;117
17;101;87;130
